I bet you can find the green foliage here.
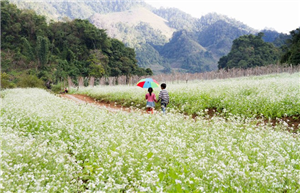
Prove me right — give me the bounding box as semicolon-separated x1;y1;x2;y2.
50;82;64;93
135;44;165;67
280;28;300;65
17;74;45;88
1;1;148;87
218;33;281;69
1;51;14;72
87;50;106;78
36;36;50;68
1;72;16;89
272;33;291;47
21;37;34;61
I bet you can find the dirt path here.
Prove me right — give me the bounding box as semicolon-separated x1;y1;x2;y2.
60;94;132;113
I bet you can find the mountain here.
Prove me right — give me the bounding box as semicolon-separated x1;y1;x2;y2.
156;20;252;72
8;0;149;21
159;30;214;72
9;0;262;73
259;29;291;47
88;6;176;73
89;9;261;73
197;20;251;58
89;7;176;40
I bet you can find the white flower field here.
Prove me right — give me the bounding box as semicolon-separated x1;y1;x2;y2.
74;73;300;119
1;73;299;192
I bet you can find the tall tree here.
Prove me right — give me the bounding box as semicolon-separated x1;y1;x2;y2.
36;36;49;69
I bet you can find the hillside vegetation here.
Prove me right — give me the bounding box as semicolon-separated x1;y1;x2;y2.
218;33;281;69
1;1;152;89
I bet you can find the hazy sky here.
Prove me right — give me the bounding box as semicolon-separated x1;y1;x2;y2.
145;0;300;34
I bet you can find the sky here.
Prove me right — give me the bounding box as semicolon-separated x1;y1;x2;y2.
144;0;300;34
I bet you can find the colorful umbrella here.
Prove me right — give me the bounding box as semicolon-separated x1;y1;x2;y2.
137;78;159;88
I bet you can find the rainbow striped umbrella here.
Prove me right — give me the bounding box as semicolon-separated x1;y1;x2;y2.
136;78;159;88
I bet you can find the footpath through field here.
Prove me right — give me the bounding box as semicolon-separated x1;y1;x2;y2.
61;94;299;132
60;94;132;113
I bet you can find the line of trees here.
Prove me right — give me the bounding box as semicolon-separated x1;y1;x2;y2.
1;0;152;90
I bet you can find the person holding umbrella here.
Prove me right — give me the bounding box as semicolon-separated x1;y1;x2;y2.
137;78;159;114
145;87;157;114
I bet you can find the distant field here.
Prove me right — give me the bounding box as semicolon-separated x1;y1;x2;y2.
72;73;300;119
1;88;299;192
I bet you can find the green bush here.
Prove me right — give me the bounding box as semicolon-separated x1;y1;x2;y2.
1;72;16;89
51;83;65;93
17;74;45;88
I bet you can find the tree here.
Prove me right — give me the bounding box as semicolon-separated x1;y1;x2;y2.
218;33;281;69
280;28;300;65
120;57;135;84
87;50;106;78
21;37;35;62
36;36;49;70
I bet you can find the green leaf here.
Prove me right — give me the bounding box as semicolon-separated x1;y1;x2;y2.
147;152;153;159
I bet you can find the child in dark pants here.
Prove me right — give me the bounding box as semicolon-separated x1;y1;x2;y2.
157;83;169;114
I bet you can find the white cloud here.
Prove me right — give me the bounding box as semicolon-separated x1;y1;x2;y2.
145;0;300;33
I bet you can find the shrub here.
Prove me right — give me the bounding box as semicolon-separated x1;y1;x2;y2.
17;74;45;88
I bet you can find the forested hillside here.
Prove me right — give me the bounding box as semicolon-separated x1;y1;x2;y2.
1;1;152;89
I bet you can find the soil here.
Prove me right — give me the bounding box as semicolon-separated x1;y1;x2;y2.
60;94;133;113
60;94;299;133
